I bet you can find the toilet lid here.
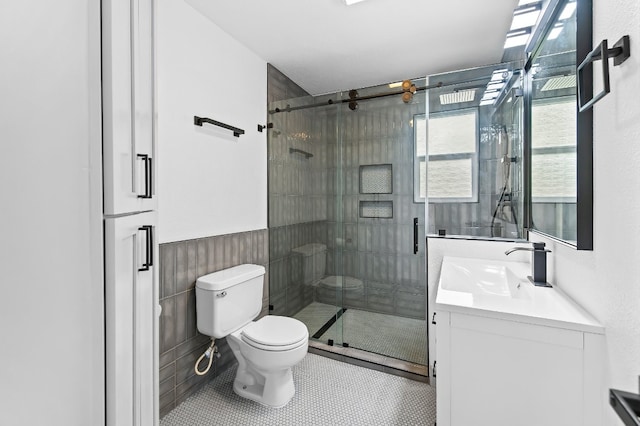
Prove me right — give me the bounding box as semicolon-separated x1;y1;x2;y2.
241;316;308;350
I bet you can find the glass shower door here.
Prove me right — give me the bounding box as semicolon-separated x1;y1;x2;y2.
328;82;428;365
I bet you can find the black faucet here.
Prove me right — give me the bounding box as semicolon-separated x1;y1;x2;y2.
505;242;552;287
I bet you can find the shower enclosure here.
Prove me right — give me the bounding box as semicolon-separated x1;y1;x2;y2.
268;73;428;367
267;60;523;370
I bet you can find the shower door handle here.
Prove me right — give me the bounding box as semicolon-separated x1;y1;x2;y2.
413;218;419;254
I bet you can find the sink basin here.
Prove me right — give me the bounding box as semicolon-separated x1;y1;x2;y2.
440;258;531;299
435;256;603;333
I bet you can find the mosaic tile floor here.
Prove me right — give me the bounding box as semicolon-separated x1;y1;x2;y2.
160;353;436;426
294;302;428;365
293;302;341;337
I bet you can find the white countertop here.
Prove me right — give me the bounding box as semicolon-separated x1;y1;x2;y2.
435;256;604;334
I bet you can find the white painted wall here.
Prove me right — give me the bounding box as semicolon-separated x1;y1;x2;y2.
156;0;268;243
0;1;104;425
429;2;640;423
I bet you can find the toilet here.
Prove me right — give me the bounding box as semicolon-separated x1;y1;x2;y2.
292;243;364;300
195;264;308;408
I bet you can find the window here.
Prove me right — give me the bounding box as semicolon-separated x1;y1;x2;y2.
414;109;479;202
531;97;576;202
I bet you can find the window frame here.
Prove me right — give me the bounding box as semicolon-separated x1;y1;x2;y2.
413;109;480;203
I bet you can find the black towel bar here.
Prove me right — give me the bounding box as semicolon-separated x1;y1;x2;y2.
577;35;631;112
194;116;245;137
289;148;313;159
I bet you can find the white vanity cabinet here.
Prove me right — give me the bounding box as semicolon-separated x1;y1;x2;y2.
434;256;605;426
435;310;604;426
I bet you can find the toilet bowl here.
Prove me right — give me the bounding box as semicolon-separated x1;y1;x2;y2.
227;316;308;407
195;264;308;408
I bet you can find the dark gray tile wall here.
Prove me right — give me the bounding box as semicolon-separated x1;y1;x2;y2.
158;229;269;418
267;64;309;104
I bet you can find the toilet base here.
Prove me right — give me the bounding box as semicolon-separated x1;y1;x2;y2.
232;367;295;408
227;331;306;408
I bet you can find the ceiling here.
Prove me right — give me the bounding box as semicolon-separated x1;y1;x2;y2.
186;0;519;95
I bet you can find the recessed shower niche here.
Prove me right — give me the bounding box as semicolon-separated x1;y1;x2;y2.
359;164;393;194
359;200;393;219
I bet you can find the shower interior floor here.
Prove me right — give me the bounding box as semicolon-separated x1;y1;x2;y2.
293;302;428;367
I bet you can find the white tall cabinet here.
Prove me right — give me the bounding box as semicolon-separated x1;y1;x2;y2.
103;0;159;425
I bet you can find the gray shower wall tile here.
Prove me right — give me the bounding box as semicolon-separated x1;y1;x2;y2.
158;228;269;419
251;229;268;265
186;240;197;291
160;373;176;398
174;291;189;346
160;243;176;299
267;64;309;103
159;297;176;354
196;239;207;279
159;362;175;384
367;287;396;314
174;242;188;295
159;390;175;419
396;290;426;319
159;349;175;370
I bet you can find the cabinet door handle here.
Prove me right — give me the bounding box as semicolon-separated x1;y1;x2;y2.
431;312;437;325
136;154;153;199
138;225;153;271
413;217;419;254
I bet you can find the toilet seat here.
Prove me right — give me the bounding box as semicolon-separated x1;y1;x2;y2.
241;316;308;352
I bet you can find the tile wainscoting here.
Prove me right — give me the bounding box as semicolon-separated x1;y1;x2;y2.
158;229;269;418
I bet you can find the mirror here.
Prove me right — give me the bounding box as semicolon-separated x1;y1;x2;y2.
526;0;593;249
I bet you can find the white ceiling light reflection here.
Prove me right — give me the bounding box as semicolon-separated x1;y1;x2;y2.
510;5;541;31
504;29;531;48
548;24;564;40
559;1;576;20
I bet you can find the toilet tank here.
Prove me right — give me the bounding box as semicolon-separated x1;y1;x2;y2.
292;243;326;285
195;264;265;339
